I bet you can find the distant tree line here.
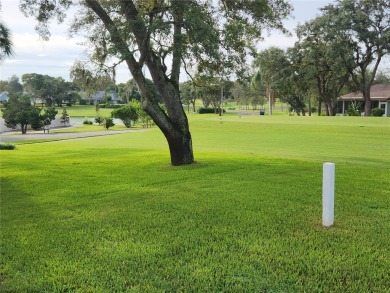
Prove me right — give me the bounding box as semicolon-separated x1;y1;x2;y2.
178;0;390;117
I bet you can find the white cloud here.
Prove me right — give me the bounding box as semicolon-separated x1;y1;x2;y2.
3;59;23;64
9;0;382;83
12;33;82;55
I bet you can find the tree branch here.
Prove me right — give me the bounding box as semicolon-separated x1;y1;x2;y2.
84;0;141;77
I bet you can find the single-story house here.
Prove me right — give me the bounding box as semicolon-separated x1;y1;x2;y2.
337;84;390;116
88;91;122;105
0;92;46;105
0;91;9;103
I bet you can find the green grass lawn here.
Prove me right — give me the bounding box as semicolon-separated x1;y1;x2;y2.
62;105;114;118
1;114;389;292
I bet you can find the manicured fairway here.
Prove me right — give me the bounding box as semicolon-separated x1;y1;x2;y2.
1;114;389;292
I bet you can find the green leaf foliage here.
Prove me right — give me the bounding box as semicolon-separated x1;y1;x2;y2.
1;93;38;134
111;105;139;128
103;117;115;129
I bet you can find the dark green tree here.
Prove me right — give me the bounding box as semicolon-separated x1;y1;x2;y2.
103;117;115;130
0;21;13;61
373;71;390;85
253;47;291;115
69;61;96;101
60;107;70;126
41;107;58;122
111;105;139;128
321;0;390;116
180;80;197;113
1;94;39;134
7;75;23;94
294;15;353;116
22;73;51;105
21;0;292;165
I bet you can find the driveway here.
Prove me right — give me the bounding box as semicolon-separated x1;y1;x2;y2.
0;128;140;143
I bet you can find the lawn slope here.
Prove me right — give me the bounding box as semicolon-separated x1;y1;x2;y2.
1;115;389;292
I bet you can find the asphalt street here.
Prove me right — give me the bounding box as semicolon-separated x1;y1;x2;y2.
0;129;139;143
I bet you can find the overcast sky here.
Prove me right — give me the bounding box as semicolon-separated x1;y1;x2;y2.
0;0;346;84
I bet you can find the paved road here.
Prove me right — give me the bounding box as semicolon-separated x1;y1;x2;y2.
0;128;140;143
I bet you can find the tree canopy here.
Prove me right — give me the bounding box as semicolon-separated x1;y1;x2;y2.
249;0;390;116
320;0;390;115
1;93;57;134
22;73;79;106
0;21;13;61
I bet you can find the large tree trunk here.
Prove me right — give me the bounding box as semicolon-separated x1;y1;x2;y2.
318;100;322;116
324;102;330;116
363;88;371;116
165;128;194;166
86;0;194;166
137;77;194;166
138;83;194;166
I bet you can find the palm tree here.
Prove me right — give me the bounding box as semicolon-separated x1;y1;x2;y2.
0;21;13;61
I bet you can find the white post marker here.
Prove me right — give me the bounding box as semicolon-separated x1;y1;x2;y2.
322;162;335;227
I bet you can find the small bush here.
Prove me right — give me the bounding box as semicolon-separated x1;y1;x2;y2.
371;108;385;117
103;117;115;129
198;108;225;114
83;120;93;125
0;143;16;150
95;116;104;124
198;108;215;114
346;102;362;116
79;99;87;105
111;105;138;128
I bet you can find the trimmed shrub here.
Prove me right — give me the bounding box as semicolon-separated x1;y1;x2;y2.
83;120;93;125
346;103;361;116
0;143;16;150
198;108;225;114
95;116;104;125
111;105;138;128
198;108;216;114
103;117;115;129
371;108;385;117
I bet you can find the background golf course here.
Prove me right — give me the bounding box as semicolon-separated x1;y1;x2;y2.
1;113;389;292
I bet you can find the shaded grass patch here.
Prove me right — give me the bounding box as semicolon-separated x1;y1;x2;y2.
1;140;389;291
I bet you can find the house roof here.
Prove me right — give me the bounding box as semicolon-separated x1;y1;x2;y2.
338;84;390;101
89;91;118;101
0;91;9;102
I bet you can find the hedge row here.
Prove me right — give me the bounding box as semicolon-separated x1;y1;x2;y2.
198;108;226;114
0;143;16;150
